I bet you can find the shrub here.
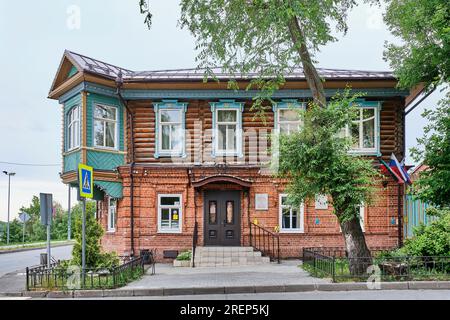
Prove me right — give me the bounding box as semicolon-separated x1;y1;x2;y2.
176;250;192;261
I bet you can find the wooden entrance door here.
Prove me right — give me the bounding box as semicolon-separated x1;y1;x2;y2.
203;190;241;246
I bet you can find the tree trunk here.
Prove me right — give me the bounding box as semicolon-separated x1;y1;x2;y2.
287;16;326;107
340;217;372;275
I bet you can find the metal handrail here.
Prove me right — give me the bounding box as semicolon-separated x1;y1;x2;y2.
191;221;198;268
249;222;280;263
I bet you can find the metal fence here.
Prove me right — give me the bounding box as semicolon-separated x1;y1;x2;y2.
303;247;450;283
26;256;145;291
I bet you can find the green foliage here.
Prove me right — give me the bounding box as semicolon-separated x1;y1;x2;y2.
0;195;77;245
176;250;192;261
277;90;380;222
140;0;378;111
70;201;119;270
400;208;450;256
378;208;450;257
383;0;450;90
410;93;450;208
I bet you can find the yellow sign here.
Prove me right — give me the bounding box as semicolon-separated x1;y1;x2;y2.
78;164;94;199
253;218;258;225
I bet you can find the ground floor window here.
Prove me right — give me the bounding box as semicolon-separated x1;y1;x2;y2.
279;194;304;233
108;198;117;232
158;194;182;233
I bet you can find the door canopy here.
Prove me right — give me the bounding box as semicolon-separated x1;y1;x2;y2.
191;174;252;188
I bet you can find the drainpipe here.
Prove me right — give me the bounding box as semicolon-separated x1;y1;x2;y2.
116;72;136;257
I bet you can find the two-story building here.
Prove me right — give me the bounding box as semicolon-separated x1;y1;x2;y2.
49;50;420;262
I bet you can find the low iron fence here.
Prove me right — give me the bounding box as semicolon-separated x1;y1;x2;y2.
26;256;145;291
302;247;450;283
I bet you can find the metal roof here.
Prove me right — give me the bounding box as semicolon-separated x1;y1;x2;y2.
65;50;395;82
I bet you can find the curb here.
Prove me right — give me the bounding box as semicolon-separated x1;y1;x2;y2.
0;243;74;255
12;281;450;298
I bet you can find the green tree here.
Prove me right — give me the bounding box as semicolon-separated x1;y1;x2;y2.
278;92;379;273
410;93;450;208
71;201;119;269
383;0;449;90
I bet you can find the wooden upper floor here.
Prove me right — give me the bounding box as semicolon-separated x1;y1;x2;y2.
48;51;421;184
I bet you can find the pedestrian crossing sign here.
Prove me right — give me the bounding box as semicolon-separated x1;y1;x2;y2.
78;163;94;199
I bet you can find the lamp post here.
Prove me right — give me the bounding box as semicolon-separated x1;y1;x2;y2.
3;171;16;245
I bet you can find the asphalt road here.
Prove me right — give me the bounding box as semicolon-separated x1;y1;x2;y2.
0;245;73;277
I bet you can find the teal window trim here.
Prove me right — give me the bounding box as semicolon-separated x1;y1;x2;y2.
272;99;305;134
66;105;81;152
210;99;244;158
92;102;120;151
153;100;187;158
347;100;382;157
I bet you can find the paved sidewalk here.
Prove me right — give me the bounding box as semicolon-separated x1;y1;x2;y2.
123;260;329;290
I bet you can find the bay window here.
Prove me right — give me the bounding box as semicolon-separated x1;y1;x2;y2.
67;105;80;150
94;104;117;148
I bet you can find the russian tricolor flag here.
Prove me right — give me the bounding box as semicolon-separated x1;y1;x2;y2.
380;153;411;184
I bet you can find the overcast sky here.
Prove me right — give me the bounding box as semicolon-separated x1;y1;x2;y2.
0;1;444;222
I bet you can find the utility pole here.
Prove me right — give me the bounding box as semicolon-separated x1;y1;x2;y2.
3;171;16;245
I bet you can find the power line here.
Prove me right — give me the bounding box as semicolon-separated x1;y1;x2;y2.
0;161;60;167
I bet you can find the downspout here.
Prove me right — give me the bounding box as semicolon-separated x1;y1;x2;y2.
115;72;136;257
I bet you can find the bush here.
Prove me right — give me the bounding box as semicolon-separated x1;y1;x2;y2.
376;208;450;258
176;250;192;261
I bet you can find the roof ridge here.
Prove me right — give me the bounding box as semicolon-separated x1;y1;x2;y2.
65;50;134;72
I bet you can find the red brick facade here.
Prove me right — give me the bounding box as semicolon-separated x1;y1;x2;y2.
99;166;402;261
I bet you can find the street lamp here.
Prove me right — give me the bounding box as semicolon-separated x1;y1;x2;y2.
3;171;16;245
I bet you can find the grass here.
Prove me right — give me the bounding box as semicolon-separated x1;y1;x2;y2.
29;265;144;291
0;240;74;252
301;258;450;282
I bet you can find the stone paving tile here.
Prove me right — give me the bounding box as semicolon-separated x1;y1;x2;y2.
122;260;330;290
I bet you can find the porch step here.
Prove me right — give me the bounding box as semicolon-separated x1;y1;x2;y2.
193;246;271;267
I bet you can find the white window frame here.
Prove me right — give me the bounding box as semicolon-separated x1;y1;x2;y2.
276;108;303;135
158;108;183;155
273;100;305;135
153;100;187;158
343;104;380;155
107;197;117;232
279;194;304;233
67;105;80;151
157;194;182;233
93;103;118;149
215;108;241;156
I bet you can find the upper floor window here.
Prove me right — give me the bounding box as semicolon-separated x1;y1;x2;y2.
94;104;117;149
210;100;244;157
273;100;304;135
153;100;187;158
279;194;304;233
341;101;380;155
67;105;80;151
108;197;117;232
